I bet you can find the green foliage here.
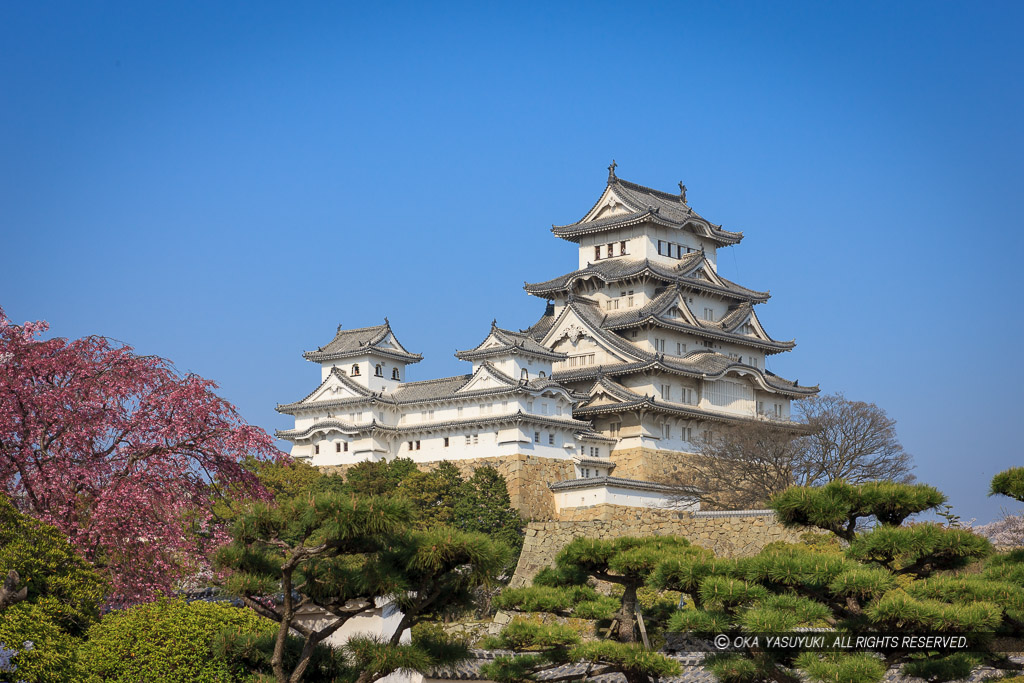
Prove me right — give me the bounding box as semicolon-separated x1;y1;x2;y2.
0;495;107;683
76;598;276;683
0;495;105;636
848;524;992;576
344;458;418;496
453;466;525;554
991;468;1024;503
670;480;1024;683
901;653;982;683
0;599;80;683
794;652;887;683
770;480;946;540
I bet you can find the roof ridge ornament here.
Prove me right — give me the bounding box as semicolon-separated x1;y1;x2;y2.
337;323;343;333
678;182;687;203
607;159;617;182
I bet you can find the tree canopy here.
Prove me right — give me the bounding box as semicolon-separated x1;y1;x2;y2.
0;307;282;602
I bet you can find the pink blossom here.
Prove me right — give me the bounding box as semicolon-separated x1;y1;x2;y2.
0;306;284;604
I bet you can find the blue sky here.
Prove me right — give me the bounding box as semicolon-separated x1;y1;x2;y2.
2;2;1021;522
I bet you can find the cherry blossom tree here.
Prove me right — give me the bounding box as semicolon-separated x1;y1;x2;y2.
0;306;282;603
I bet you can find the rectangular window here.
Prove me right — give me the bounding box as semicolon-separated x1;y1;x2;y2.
314;444;320;455
343;442;348;452
336;442;341;453
416;440;421;450
661;384;671;400
534;431;540;443
541;402;548;415
527;400;534;411
548;433;555;445
703;307;715;321
556;405;562;416
658;240;664;255
465;435;471;445
595;245;601;261
594;447;599;458
620;240;627;255
774;403;783;417
663;422;671;439
703;430;714;443
610;422;620;437
757;401;765;414
607;243;615;257
631;330;638;339
408;441;414;450
443;437;450;447
457;406;463;417
655;338;666;352
472;434;479;445
584;468;590;478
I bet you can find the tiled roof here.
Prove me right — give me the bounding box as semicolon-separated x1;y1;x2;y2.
597;287;794;353
425;650;1022;682
573;375;814;424
276;410;597;441
544;300;815;396
548;476;695;495
551;175;743;247
455;322;566;361
277;368;588;415
303;320;423;364
525;256;769;303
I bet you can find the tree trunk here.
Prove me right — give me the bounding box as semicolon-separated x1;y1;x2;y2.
616;583;638;643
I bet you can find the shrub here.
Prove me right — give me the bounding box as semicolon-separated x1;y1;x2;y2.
76;598;273;683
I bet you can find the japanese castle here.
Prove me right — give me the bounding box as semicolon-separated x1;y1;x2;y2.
277;165;817;516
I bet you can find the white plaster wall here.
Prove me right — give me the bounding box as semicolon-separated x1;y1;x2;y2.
553;485;690;512
578;227;643;269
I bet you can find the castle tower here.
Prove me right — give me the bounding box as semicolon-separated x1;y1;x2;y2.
522;165;818;479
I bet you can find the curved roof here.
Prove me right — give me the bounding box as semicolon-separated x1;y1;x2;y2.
536;299;817;398
599;286;795;353
303;319;423;364
455;321;567;362
525;255;769;303
551;175;743;247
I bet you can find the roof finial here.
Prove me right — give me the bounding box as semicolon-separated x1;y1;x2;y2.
384;316;389;325
491;318;497;329
608;159;617;181
678;182;687;203
337;323;343;333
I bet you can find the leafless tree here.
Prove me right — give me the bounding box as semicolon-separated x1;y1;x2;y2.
795;393;914;486
670;393;914;509
675;421;808;509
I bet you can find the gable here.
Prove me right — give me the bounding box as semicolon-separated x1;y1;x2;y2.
456;364;515;394
541;307;637;364
305;371;369;403
581;187;640;223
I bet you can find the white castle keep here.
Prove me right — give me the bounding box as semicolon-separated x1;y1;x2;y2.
277;166;817;516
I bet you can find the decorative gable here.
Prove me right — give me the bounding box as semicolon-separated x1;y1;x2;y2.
304;369;371;404
456;363;516;394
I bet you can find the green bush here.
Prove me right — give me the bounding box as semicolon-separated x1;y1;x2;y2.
0;599;79;683
0;495;107;682
76;598;274;683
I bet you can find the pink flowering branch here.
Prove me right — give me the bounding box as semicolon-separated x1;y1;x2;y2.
0;306;284;604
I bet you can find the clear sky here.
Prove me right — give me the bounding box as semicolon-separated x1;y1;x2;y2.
2;2;1022;523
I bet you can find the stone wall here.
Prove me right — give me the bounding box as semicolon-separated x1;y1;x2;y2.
608;447;699;482
510;508;805;587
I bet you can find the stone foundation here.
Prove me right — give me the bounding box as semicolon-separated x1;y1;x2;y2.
510;508;804;587
608;447;700;482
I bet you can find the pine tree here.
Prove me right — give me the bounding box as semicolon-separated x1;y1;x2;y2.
483;537;695;682
216;491;510;683
655;479;1023;683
